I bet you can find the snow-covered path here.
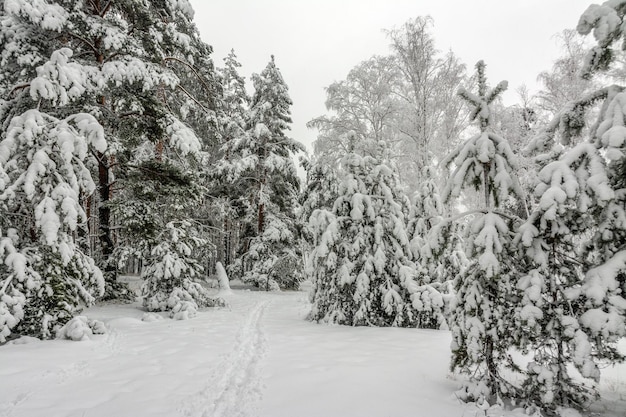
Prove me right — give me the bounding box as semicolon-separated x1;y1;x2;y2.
181;299;271;417
1;289;625;417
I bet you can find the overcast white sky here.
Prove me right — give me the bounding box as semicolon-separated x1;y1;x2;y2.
188;0;594;153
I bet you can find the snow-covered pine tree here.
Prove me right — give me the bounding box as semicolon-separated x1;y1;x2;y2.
101;1;221;309
514;2;626;412
125;2;225;315
308;142;421;326
442;61;526;404
211;49;250;268
0;0;222;318
216;56;305;289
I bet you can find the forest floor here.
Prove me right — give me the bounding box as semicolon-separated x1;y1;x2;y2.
1;281;625;417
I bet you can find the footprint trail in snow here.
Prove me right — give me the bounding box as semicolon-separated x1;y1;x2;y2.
181;299;271;417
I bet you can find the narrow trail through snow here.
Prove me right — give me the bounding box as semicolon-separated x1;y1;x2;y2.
181;298;271;417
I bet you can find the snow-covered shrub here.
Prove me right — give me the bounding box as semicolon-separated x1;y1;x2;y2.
411;283;448;330
170;297;198;321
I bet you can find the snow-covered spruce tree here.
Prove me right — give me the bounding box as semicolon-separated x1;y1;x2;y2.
215;56;305;290
407;167;464;329
515;145;611;412
142;221;224;320
307;143;422;326
219;49;249;136
114;154;225;315
576;0;626;298
442;61;526;404
298;158;340;256
513;3;626;412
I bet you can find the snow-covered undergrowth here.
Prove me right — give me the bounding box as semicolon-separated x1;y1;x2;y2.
0;288;624;417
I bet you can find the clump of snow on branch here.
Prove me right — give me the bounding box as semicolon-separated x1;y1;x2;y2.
4;0;69;31
165;116;202;156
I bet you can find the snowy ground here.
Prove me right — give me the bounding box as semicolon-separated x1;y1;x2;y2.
1;286;625;417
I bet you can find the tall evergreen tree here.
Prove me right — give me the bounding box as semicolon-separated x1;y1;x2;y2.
215;56;305;289
211;49;250;268
220;49;249;129
442;61;526;404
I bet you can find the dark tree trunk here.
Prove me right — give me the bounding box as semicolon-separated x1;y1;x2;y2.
257;201;265;234
97;151;115;276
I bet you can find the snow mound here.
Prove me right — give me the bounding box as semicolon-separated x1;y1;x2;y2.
556;408;583;417
9;336;41;345
170;300;197;320
56;316;106;341
141;312;164;322
89;319;107;335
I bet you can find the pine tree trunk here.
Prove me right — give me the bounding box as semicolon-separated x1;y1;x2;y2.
92;22;130;299
258;201;265;234
97;151;115;278
156;139;164;161
93;16;116;281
